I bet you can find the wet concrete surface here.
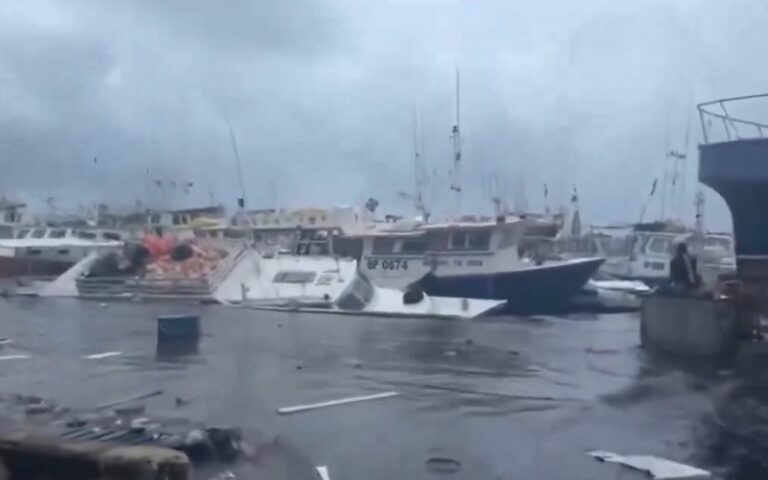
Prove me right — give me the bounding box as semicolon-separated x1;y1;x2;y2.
0;297;763;479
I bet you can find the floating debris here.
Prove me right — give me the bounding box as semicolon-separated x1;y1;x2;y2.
316;465;330;480
0;355;30;360
0;338;14;346
94;389;164;411
588;450;711;479
209;471;236;480
426;457;461;474
25;402;54;415
277;391;400;415
113;403;145;416
84;351;122;360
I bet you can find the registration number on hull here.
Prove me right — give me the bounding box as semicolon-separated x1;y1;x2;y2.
366;258;409;270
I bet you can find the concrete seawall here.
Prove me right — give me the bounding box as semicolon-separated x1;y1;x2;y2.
641;294;738;357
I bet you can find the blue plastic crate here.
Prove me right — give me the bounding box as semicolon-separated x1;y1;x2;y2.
157;314;201;341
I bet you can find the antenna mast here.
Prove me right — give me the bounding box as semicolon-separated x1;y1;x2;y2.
449;68;462;215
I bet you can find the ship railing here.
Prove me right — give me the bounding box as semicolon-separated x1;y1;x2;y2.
698;94;768;144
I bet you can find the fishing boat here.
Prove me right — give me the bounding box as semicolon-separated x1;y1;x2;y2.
582;224;735;287
356;217;604;314
214;250;506;319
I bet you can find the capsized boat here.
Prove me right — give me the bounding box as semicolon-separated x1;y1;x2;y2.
214;251;505;319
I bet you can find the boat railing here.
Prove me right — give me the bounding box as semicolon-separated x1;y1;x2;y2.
698;94;768;144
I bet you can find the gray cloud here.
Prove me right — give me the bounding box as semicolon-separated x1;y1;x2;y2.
0;0;766;228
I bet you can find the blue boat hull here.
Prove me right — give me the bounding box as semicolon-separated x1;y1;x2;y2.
418;257;605;314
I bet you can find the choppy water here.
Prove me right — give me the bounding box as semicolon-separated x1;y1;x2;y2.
0;297;764;479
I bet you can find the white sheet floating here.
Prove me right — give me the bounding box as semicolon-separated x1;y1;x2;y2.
84;351;122;360
588;450;711;479
277;391;400;415
315;466;330;480
0;355;30;360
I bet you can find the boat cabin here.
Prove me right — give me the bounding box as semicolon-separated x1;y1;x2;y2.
358;219;528;290
0;201;28;239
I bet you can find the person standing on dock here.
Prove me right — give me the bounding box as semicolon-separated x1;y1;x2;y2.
670;242;701;291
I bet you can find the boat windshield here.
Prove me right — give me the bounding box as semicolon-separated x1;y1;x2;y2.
48;229;67;239
30;228;46;239
15;228;30;239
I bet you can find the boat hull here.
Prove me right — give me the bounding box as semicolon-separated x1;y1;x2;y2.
418;257;604;314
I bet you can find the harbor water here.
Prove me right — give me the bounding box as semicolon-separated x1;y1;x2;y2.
0;297;765;478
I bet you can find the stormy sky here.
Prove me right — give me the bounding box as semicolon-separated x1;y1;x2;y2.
1;0;767;229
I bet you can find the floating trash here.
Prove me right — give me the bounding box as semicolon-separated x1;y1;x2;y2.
0;355;30;361
277;391;400;415
426;457;461;474
316;465;330;480
84;351;122;360
588;450;711;479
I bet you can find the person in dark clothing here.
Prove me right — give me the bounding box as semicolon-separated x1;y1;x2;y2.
669;242;701;289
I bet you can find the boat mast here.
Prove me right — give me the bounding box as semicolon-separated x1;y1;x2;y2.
227;121;247;212
412;107;430;221
449;68;462;215
694;190;705;235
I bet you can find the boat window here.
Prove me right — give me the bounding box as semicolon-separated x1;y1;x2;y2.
27;249;42;255
400;238;428;254
75;230;98;240
273;271;317;284
30;228;46;239
15;228;30;239
646;237;672;255
49;229;67;239
57;249;70;255
102;232;122;241
373;238;396;254
450;232;468;250
467;231;491;250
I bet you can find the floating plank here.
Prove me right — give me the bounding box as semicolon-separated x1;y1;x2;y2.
277;391;399;415
84;351;122;360
94;390;164;411
0;355;30;360
588;450;711;479
316;466;330;480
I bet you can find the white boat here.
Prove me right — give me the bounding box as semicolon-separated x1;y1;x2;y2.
355;217;604;314
0;226;124;279
593;229;735;287
214;251;505;319
571;278;651;312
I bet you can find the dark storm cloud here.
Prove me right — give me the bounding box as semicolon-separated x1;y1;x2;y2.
0;0;767;227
